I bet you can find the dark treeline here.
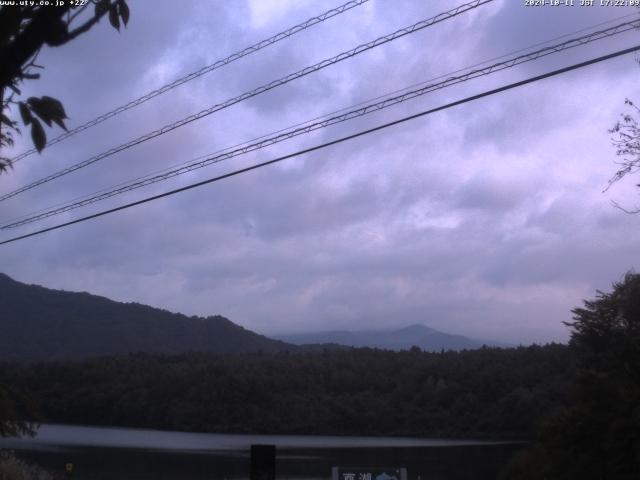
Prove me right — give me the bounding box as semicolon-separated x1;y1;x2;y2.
0;344;572;439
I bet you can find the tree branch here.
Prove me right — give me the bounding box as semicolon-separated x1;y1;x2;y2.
64;9;106;42
0;2;115;90
610;199;640;214
68;3;91;24
0;7;70;90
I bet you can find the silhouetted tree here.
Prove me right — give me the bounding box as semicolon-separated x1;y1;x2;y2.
0;383;39;438
608;98;640;213
563;272;640;477
505;273;640;479
0;0;130;172
0;0;130;437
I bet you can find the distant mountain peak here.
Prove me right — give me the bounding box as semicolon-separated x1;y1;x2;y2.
394;324;437;334
275;324;501;352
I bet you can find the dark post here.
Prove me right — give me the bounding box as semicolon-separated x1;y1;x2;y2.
250;444;276;480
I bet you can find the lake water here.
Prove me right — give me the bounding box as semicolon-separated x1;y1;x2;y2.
0;424;525;479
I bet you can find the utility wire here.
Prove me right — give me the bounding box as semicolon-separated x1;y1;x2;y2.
0;0;494;203
4;18;638;229
3;8;636;231
9;0;371;164
338;10;640;115
1;43;638;247
3;17;635;227
19;2;629;226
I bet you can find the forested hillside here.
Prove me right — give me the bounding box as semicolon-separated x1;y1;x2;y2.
0;344;572;439
0;273;292;360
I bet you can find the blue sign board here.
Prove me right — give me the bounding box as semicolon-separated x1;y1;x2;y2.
332;467;407;480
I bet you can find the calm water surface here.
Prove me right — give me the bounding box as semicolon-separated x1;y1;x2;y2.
0;424;525;480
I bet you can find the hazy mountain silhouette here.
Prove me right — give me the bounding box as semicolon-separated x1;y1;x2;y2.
276;324;504;351
0;273;293;361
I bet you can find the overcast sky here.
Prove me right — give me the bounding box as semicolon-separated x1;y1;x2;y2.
1;0;639;343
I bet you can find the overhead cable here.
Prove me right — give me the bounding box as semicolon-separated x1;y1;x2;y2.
9;0;371;164
4;18;638;229
0;0;494;203
1;43;638;246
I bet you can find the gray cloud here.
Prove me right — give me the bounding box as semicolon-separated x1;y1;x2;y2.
0;0;638;345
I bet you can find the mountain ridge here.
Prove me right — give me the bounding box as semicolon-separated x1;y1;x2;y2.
0;273;293;361
275;323;505;351
0;273;504;360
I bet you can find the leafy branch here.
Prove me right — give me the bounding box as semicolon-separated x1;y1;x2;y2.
0;0;130;173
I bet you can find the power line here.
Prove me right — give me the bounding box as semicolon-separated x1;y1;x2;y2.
8;9;636;227
1;43;637;247
0;0;494;203
337;10;640;114
8;8;634;181
4;18;639;229
9;0;371;164
4;17;636;227
26;4;627;227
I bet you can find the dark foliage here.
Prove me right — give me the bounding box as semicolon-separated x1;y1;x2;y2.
502;273;640;479
0;1;129;170
0;382;40;437
0;344;572;439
